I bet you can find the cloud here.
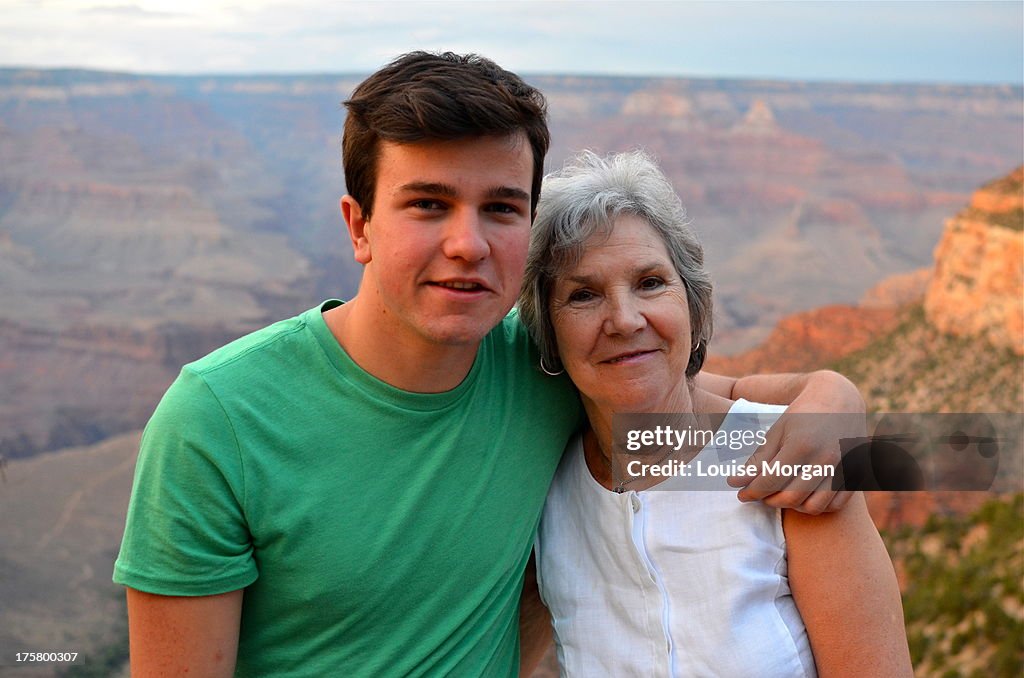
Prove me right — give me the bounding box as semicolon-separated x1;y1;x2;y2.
0;0;1019;83
80;4;184;19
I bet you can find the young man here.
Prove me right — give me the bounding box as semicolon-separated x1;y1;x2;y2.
114;52;861;676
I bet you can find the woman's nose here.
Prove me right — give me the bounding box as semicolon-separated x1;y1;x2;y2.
603;294;645;335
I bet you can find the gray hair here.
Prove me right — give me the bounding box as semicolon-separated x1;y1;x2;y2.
518;149;713;377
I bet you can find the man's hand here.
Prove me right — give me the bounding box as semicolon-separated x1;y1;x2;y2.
720;370;866;514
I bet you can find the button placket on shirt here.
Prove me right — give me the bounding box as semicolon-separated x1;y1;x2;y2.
627;490;675;677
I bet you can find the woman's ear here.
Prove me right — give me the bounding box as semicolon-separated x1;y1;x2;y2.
341;195;371;264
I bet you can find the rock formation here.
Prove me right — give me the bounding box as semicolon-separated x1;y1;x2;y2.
705;304;902;376
621;89;695;118
710;166;1024;378
860;268;932;308
620;89;702;132
924;167;1024;355
729;99;780;136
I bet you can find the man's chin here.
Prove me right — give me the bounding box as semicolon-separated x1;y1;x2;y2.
430;328;492;347
424;316;503;347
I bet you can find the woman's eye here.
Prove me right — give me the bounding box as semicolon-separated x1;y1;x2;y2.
639;277;664;290
568;289;594;303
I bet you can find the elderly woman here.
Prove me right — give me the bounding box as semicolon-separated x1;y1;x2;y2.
518;151;911;677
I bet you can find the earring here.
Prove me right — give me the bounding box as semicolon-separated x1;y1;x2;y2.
539;356;564;376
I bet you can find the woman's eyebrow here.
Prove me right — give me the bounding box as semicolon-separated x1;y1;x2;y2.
562;272;595;286
563;261;670;285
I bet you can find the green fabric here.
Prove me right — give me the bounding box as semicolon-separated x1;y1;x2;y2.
114;300;581;677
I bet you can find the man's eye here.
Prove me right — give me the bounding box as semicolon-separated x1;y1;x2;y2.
639;277;664;290
411;199;444;210
485;203;519;215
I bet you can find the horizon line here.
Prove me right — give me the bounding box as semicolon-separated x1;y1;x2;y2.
0;63;1021;90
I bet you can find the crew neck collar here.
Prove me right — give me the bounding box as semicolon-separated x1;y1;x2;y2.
306;299;484;412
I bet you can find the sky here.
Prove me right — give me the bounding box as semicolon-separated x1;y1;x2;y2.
1;0;1021;84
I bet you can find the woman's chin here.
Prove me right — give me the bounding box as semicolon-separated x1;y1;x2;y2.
581;378;692;415
591;394;667;415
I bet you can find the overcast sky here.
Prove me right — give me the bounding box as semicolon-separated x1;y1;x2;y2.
1;1;1021;84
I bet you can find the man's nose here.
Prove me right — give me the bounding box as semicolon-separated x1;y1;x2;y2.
442;210;490;262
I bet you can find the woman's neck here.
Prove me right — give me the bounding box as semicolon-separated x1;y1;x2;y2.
582;381;698;456
581;385;736;492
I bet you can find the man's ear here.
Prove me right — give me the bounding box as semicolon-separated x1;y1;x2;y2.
341;195;372;264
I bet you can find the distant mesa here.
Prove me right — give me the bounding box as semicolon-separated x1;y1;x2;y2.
622;94;784;137
620;90;702;131
621;90;694;117
730;99;780;136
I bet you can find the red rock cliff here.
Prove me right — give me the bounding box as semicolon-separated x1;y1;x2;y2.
923;167;1024;355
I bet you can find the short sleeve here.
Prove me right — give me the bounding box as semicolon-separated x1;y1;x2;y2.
113;367;257;595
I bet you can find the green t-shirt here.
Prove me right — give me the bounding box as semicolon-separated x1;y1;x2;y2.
114;301;581;677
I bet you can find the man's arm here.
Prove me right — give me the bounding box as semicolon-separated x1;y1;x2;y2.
697;369;862;409
518;553;552;677
126;588;243;678
697;370;865;514
115;369;255;674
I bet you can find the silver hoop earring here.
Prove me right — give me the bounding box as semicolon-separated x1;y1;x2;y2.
539;356;564;377
692;340;702;353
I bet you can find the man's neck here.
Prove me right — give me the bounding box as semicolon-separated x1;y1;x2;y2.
322;300;480;393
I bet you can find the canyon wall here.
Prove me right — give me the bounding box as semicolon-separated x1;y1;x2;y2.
924;167;1023;355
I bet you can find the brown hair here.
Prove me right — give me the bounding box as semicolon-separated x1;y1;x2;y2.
343;51;549;219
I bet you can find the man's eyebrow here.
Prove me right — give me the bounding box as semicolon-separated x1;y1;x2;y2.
485;186;530;202
397;181;458;197
395;182;529;203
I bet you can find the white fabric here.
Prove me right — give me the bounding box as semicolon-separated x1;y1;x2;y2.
536;399;817;677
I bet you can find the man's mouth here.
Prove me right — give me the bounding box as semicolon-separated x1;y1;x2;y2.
436;281;484;290
430;279;490;293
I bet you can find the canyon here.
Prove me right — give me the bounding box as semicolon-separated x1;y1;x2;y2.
2;68;1020;459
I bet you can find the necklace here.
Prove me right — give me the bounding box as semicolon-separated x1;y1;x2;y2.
583;427;678;494
612;446;679;493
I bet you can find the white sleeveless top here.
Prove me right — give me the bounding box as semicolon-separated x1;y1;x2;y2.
536;399;817;677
